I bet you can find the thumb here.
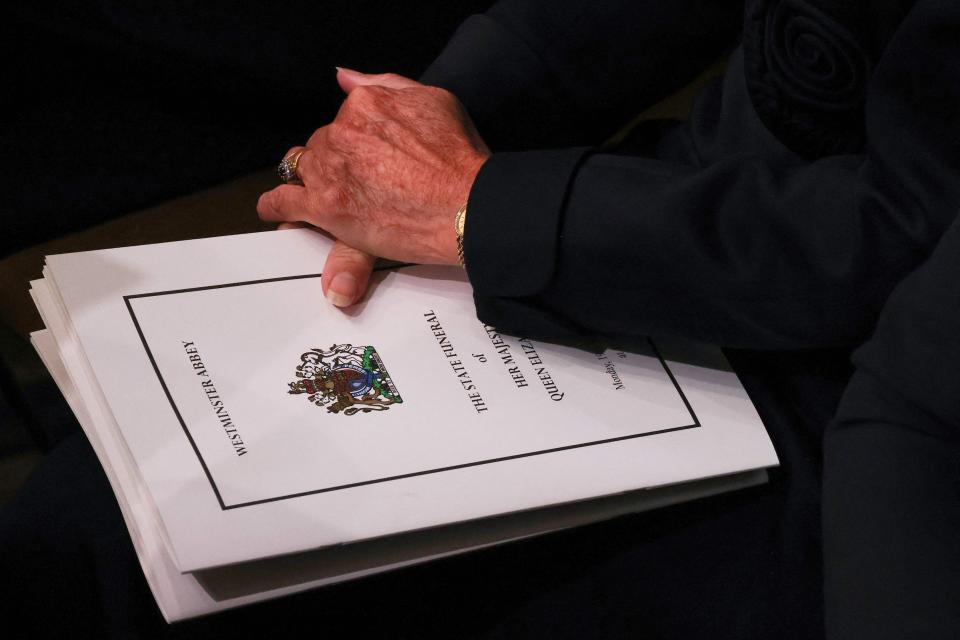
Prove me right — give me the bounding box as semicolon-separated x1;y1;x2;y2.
335;66;421;93
322;240;377;307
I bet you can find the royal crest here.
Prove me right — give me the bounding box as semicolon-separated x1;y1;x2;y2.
288;344;403;416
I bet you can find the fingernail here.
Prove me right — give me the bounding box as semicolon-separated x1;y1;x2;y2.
327;272;358;307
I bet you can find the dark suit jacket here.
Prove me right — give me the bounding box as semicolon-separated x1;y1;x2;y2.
423;0;958;350
823;215;960;639
420;1;960;637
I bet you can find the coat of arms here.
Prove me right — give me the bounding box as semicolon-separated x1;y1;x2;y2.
288;344;403;416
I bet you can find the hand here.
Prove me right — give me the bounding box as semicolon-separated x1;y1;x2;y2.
258;68;490;305
275;222;377;308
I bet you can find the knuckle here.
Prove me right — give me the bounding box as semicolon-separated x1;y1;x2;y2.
348;84;387;107
314;184;342;212
329;118;368;147
345;256;374;274
423;85;447;99
430;86;459;109
333;244;371;267
380;72;403;84
296;151;316;178
347;85;373;104
323;151;348;176
326;120;351;146
306;128;325;148
423;87;456;102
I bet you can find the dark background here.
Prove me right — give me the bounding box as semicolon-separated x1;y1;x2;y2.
0;1;488;498
1;1;489;257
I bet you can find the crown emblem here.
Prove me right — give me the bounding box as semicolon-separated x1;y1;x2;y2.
288;344;402;416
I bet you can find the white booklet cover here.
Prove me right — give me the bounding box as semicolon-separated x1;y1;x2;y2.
30;229;778;621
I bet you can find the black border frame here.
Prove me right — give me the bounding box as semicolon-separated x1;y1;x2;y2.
124;271;700;511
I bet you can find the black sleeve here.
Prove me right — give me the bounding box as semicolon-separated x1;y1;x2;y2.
420;0;744;149
461;0;960;350
822;215;960;640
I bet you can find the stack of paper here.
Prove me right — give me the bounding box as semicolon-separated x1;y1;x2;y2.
29;229;777;621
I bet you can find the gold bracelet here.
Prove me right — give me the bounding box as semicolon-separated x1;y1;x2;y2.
454;202;468;268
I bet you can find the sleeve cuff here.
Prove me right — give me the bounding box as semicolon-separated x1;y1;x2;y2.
464;147;592;298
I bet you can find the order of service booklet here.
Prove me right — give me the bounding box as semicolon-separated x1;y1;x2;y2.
28;229;778;622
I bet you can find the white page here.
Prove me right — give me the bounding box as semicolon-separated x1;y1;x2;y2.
33;325;767;622
125;268;692;507
46;229;778;572
31;326;500;621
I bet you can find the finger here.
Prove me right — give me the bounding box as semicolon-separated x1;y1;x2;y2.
257;185;312;223
335;67;421;93
322;240;376;308
276;221;308;230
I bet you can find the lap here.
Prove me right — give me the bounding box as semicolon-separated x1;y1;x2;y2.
0;431;819;639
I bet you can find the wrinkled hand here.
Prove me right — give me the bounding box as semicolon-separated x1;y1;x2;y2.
258;68;490;306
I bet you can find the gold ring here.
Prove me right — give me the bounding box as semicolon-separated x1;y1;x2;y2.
277;150;305;185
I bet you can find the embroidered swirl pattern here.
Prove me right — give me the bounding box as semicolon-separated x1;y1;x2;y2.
744;0;872;157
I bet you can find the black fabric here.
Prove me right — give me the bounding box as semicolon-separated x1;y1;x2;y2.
0;2;489;258
849;218;960;431
0;434;151;638
441;1;960;351
3;1;959;638
0;431;816;640
421;1;745;150
464;148;590;296
417;0;960;637
742;0;916;159
743;0;870;158
823;216;960;638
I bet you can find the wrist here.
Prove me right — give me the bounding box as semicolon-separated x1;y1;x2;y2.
441;151;487;267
